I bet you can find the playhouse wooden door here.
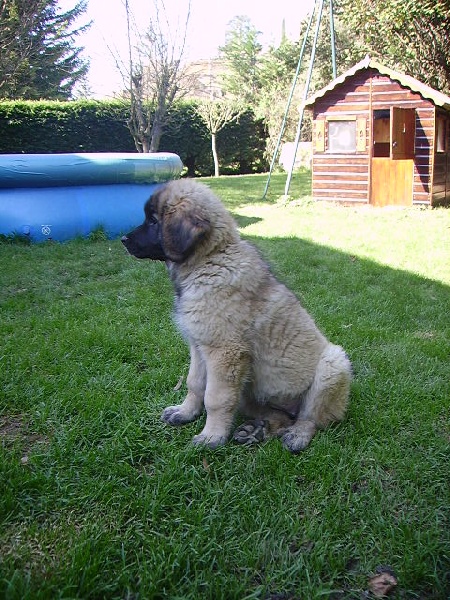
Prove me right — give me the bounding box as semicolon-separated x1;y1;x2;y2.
371;107;415;206
371;158;414;206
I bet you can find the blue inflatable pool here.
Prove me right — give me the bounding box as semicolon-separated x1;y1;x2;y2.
0;152;183;242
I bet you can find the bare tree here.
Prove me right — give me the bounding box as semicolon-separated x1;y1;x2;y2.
124;0;192;153
195;96;244;177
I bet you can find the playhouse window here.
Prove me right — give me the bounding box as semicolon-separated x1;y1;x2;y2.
373;110;390;157
436;117;447;153
327;119;356;153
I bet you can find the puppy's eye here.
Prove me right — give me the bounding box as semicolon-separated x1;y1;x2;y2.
147;214;158;225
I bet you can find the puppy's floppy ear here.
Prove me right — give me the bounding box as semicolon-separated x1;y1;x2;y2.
162;203;211;262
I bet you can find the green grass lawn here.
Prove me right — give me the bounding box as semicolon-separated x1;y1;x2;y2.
1;171;449;599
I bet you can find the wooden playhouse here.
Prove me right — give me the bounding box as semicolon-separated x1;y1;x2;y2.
304;56;450;207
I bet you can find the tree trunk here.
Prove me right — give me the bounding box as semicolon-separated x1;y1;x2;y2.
150;123;163;152
149;108;165;152
212;133;219;177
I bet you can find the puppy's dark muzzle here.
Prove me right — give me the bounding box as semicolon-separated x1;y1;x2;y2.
121;234;141;258
121;232;167;261
121;234;133;253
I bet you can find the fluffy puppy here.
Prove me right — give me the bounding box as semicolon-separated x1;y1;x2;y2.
122;179;352;452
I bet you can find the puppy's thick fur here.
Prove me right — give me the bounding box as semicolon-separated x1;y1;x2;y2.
122;179;352;452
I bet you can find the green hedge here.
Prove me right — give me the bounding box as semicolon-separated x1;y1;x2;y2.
0;100;268;176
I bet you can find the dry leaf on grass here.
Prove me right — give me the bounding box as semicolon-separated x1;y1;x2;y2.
173;375;184;391
368;568;398;597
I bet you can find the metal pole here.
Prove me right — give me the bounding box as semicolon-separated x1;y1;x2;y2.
284;0;325;196
262;1;318;199
329;0;337;78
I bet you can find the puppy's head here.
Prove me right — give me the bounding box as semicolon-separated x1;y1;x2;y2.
121;195;167;260
121;181;212;263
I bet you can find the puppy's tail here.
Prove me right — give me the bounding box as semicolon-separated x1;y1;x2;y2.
299;343;352;428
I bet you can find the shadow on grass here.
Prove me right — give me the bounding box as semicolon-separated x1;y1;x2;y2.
0;232;449;599
230;213;263;228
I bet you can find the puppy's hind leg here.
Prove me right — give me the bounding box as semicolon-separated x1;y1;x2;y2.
162;343;206;425
233;393;295;446
281;343;352;453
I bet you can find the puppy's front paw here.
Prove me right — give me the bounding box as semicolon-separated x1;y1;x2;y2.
280;420;317;453
192;432;228;449
161;405;197;426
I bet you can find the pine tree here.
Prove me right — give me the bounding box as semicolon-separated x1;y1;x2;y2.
219;16;263;106
0;0;90;99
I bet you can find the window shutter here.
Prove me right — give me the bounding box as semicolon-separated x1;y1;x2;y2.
357;118;366;152
315;120;325;152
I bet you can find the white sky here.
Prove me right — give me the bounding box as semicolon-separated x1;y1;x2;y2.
66;0;315;98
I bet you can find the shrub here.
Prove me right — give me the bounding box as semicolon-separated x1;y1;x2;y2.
0;100;268;175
